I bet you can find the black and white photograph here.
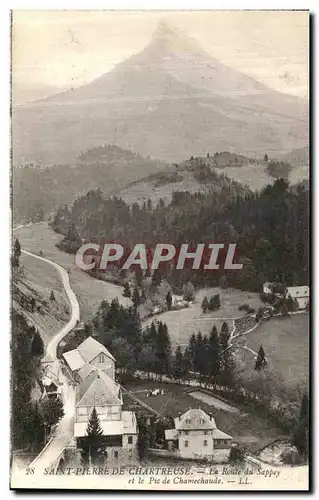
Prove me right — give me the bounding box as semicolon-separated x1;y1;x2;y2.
10;9;309;490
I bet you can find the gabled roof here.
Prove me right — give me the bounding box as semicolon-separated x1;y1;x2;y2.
213;429;232;440
76;370;122;407
41;351;55;364
77;336;116;363
175;408;217;430
77;362;94;382
63;349;86;372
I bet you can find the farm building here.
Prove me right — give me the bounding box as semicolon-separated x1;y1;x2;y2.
286;286;309;310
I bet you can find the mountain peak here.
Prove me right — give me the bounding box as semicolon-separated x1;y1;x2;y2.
153;20;182;38
150;20;202;54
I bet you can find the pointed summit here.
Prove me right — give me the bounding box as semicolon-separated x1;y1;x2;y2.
149;19;203;55
152;20;184;40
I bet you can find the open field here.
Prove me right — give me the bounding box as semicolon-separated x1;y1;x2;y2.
145;287;263;347
189;390;239;413
234;313;309;397
222;162;308;192
15;224;131;322
123;379;288;453
119;170;205;206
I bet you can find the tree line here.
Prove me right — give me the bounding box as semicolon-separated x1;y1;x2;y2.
11;310;64;449
51;176;308;293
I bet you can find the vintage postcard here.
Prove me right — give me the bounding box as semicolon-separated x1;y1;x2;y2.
10;10;309;491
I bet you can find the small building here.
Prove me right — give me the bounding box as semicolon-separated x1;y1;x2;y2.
63;337;116;380
262;282;274;295
41;352;62;400
41;377;62;399
165;408;232;461
286;286;309;310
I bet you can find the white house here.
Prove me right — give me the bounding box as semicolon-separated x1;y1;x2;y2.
165;408;232;461
63;336;116;380
286;286;309;310
63;337;138;464
74;369;138;463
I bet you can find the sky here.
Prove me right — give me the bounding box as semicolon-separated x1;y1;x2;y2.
12;10;309;98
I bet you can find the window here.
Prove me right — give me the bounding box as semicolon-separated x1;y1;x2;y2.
128;436;133;444
204;431;208;435
114;451;119;459
186;419;191;424
200;419;205;424
184;440;188;448
184;431;189;436
98;353;105;363
203;440;208;447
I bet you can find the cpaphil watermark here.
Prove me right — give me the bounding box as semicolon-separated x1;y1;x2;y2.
75;243;243;272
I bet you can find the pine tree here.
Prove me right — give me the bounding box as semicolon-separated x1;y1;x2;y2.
132;286;141;309
173;345;184;380
264;153;269;162
255;345;267;370
194;331;204;373
135;268;144;287
137;415;150;459
292;394;309;457
155;321;172;376
166;291;173;310
208;326;221;380
123;282;131;298
31;331;44;357
181;347;193;379
229;445;245;464
12;238;21;268
79;407;107;464
219;322;235;387
201;296;209;313
188;333;197;371
50;290;56;301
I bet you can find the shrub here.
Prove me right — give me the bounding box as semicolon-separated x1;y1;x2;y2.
229;445;246;464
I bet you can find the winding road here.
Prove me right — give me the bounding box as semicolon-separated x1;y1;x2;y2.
13;225;80;471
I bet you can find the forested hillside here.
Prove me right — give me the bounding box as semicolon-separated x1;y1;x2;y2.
12;145;166;224
51;171;309;292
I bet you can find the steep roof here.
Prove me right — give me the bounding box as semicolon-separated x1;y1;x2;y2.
175;408;217;430
63;349;85;372
41;351;55;364
77;336;116;363
76;370;122;407
77;362;94;382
